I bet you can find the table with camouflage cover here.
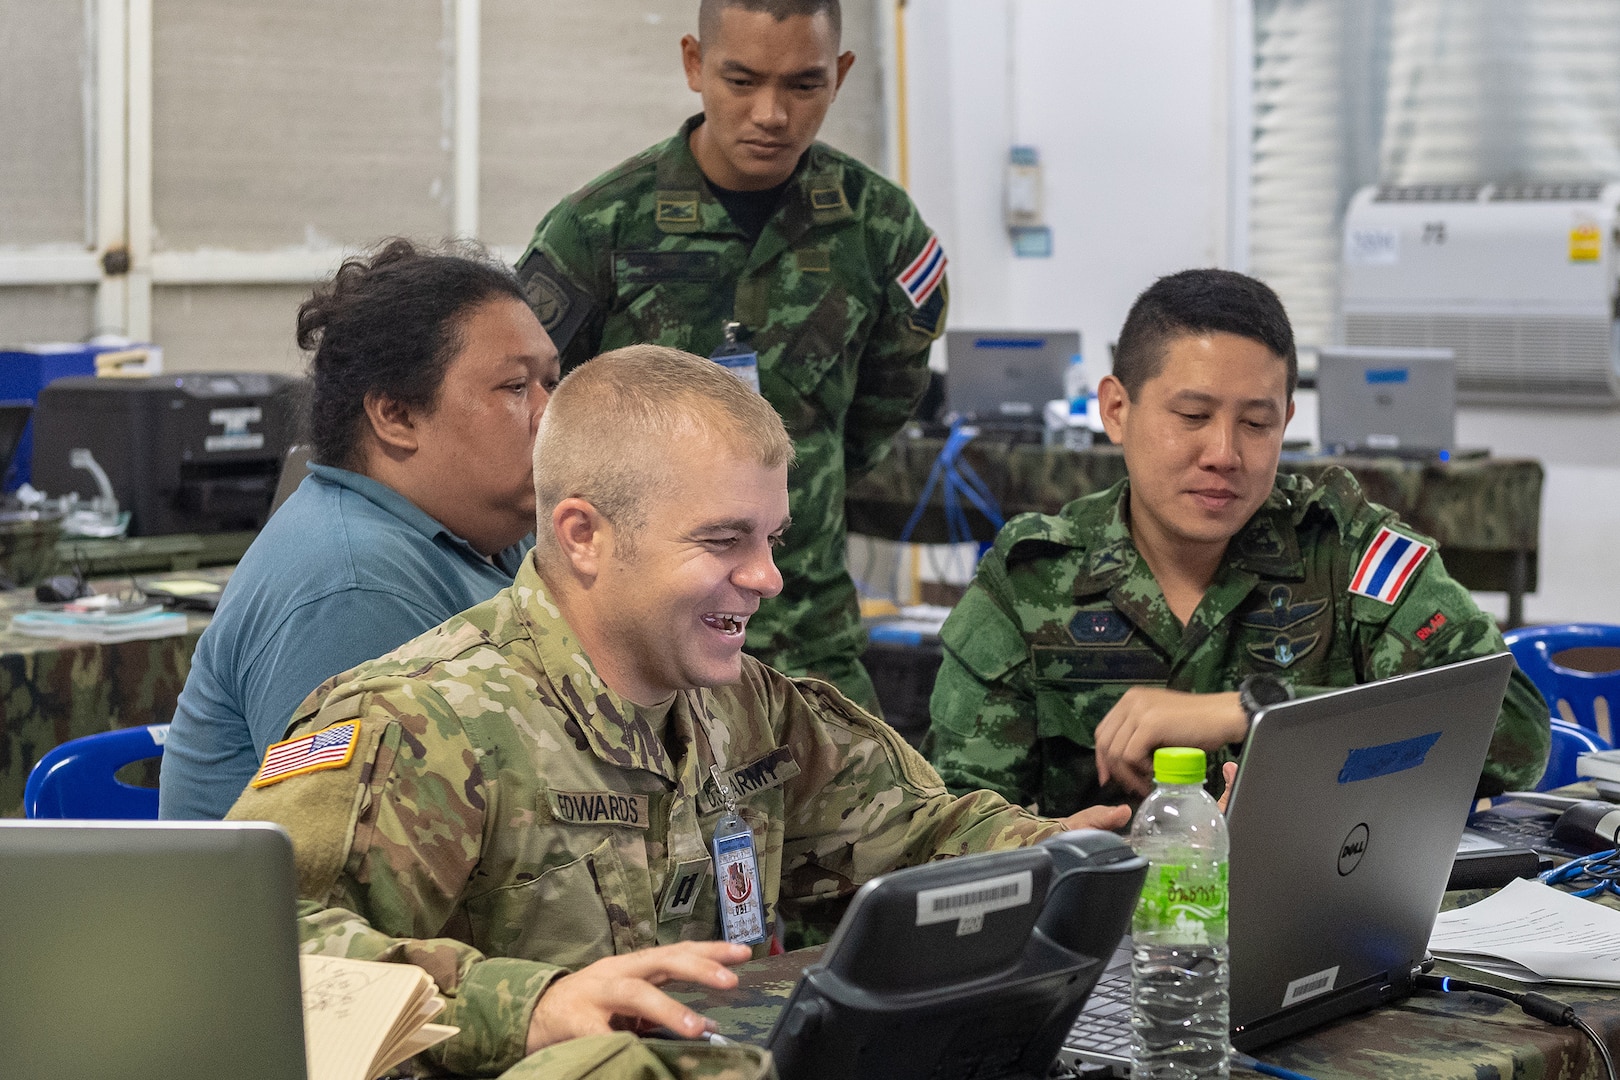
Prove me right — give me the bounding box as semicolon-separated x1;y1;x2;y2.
0;566;231;817
846;435;1543;626
676;909;1620;1080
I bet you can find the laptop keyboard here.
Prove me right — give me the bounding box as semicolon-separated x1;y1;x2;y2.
1065;962;1132;1056
1466;805;1584;859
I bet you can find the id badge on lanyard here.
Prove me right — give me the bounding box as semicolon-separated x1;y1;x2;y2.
709;764;766;946
710;320;762;395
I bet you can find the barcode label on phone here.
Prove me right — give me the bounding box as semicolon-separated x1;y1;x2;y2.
916;871;1034;928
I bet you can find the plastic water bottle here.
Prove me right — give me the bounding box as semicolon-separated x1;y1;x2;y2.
1063;351;1093;450
1129;747;1230;1080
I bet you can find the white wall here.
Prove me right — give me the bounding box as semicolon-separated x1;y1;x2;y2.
1458;406;1620;625
903;0;1242;384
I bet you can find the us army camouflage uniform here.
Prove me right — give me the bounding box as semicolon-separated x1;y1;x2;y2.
500;1032;774;1080
515;116;948;710
925;468;1550;817
227;556;1057;1077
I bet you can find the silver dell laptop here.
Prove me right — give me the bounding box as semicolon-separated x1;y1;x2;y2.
945;330;1080;423
0;820;308;1080
1317;345;1457;457
1060;652;1515;1072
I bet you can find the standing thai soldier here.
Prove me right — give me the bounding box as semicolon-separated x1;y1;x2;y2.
925;269;1550;817
516;0;945;712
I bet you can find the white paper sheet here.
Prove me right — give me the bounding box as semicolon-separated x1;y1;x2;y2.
1428;877;1620;985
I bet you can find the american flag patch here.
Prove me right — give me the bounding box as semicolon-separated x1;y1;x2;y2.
1349;526;1432;605
249;721;360;788
896;233;947;309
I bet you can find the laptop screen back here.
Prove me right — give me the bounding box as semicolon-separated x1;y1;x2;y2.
1223;653;1513;1045
1317;346;1456;454
0;820;308;1080
946;331;1079;422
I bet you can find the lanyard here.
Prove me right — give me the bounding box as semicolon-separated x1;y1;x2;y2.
693;713;767;945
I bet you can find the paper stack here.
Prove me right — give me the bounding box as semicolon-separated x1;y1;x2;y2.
1428;877;1620;986
1576;749;1620;784
10;603;189;643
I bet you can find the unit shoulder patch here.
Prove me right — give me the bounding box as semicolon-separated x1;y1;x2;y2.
514;248;597;351
1349;525;1433;605
249;721;360;788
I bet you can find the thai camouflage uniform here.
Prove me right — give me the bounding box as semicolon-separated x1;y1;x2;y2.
514;116;948;710
227;556;1058;1077
925;468;1550;817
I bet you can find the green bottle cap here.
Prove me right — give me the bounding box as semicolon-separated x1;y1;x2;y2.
1153;747;1207;784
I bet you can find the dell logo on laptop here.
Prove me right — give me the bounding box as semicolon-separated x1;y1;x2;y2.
1338;824;1370;876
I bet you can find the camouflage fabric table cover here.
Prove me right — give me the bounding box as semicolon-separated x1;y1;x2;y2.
847;436;1542;622
674;901;1620;1080
0;566;231;816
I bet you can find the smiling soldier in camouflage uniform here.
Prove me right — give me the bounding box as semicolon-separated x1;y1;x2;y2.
228;348;1119;1078
925;270;1549;817
514;0;945;711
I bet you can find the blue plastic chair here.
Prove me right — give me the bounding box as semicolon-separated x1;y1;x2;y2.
1538;718;1614;792
23;724;168;819
1503;623;1620;743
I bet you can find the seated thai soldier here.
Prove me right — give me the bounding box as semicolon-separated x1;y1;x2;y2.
924;269;1549;817
226;345;1128;1077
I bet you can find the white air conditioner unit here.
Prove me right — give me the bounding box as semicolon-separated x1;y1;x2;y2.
1339;181;1620;404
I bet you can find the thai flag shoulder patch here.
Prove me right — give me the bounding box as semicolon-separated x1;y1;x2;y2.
897;233;947;309
250;721;360;788
1349;526;1433;605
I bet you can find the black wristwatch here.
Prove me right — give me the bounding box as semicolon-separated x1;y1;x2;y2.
1238;674;1293;723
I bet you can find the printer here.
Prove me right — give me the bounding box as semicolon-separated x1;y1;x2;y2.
31;373;302;537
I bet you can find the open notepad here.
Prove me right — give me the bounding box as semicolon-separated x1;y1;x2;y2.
301;955;459;1080
1428;877;1620;986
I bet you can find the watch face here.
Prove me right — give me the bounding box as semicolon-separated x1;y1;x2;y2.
1247;676;1292;708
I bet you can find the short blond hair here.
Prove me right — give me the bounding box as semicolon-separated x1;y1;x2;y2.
532;345;795;557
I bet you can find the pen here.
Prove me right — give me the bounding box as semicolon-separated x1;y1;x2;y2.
646;1025;732;1046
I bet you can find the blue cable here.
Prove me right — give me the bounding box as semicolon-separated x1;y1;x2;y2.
1539;848;1620;899
1231;1051;1321;1080
898;421;1006;548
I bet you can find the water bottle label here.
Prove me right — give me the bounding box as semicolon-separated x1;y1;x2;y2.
1135;861;1228;943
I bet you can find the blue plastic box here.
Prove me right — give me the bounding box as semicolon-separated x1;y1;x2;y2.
0;346;102;489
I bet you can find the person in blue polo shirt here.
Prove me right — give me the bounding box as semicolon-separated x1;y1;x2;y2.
159;239;560;819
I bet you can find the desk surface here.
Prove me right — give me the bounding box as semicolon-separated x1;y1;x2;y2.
847;437;1542;591
0;567;230;817
674;902;1620;1080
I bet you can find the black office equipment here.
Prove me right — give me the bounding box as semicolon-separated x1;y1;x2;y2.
1447;838;1546;891
766;833;1145;1080
31;373;302;536
0;400;33;484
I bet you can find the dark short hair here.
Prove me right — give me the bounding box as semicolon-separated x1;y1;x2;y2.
699;0;841;44
1112;269;1297;400
296;238;526;470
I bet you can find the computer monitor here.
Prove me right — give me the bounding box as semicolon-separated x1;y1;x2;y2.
766;834;1145;1080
